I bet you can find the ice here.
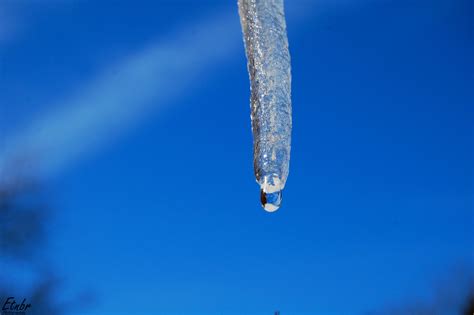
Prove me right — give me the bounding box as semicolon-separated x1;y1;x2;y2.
238;0;292;211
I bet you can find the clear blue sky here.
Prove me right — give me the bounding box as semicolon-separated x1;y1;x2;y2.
1;0;472;314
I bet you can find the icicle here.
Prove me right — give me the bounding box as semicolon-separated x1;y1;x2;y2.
238;0;292;212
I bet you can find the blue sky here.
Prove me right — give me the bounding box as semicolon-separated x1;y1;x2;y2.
1;0;472;314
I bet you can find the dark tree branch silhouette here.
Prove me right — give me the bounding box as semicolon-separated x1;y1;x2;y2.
0;176;94;315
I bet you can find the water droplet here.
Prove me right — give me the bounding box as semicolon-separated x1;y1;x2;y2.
259;174;283;212
260;188;282;212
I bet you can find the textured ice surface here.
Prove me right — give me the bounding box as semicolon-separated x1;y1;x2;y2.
238;0;292;211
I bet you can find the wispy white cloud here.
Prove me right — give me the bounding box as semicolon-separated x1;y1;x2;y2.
0;9;241;181
0;0;373;183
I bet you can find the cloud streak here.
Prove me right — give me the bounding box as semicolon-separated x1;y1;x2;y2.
0;0;363;182
0;9;241;181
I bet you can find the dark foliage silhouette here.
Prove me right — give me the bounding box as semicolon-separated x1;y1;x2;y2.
0;177;93;315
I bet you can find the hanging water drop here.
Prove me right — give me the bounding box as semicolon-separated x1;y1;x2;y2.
259;174;283;212
260;189;282;212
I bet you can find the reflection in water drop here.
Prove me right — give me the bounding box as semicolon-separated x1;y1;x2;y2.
260;174;283;212
260;189;282;212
